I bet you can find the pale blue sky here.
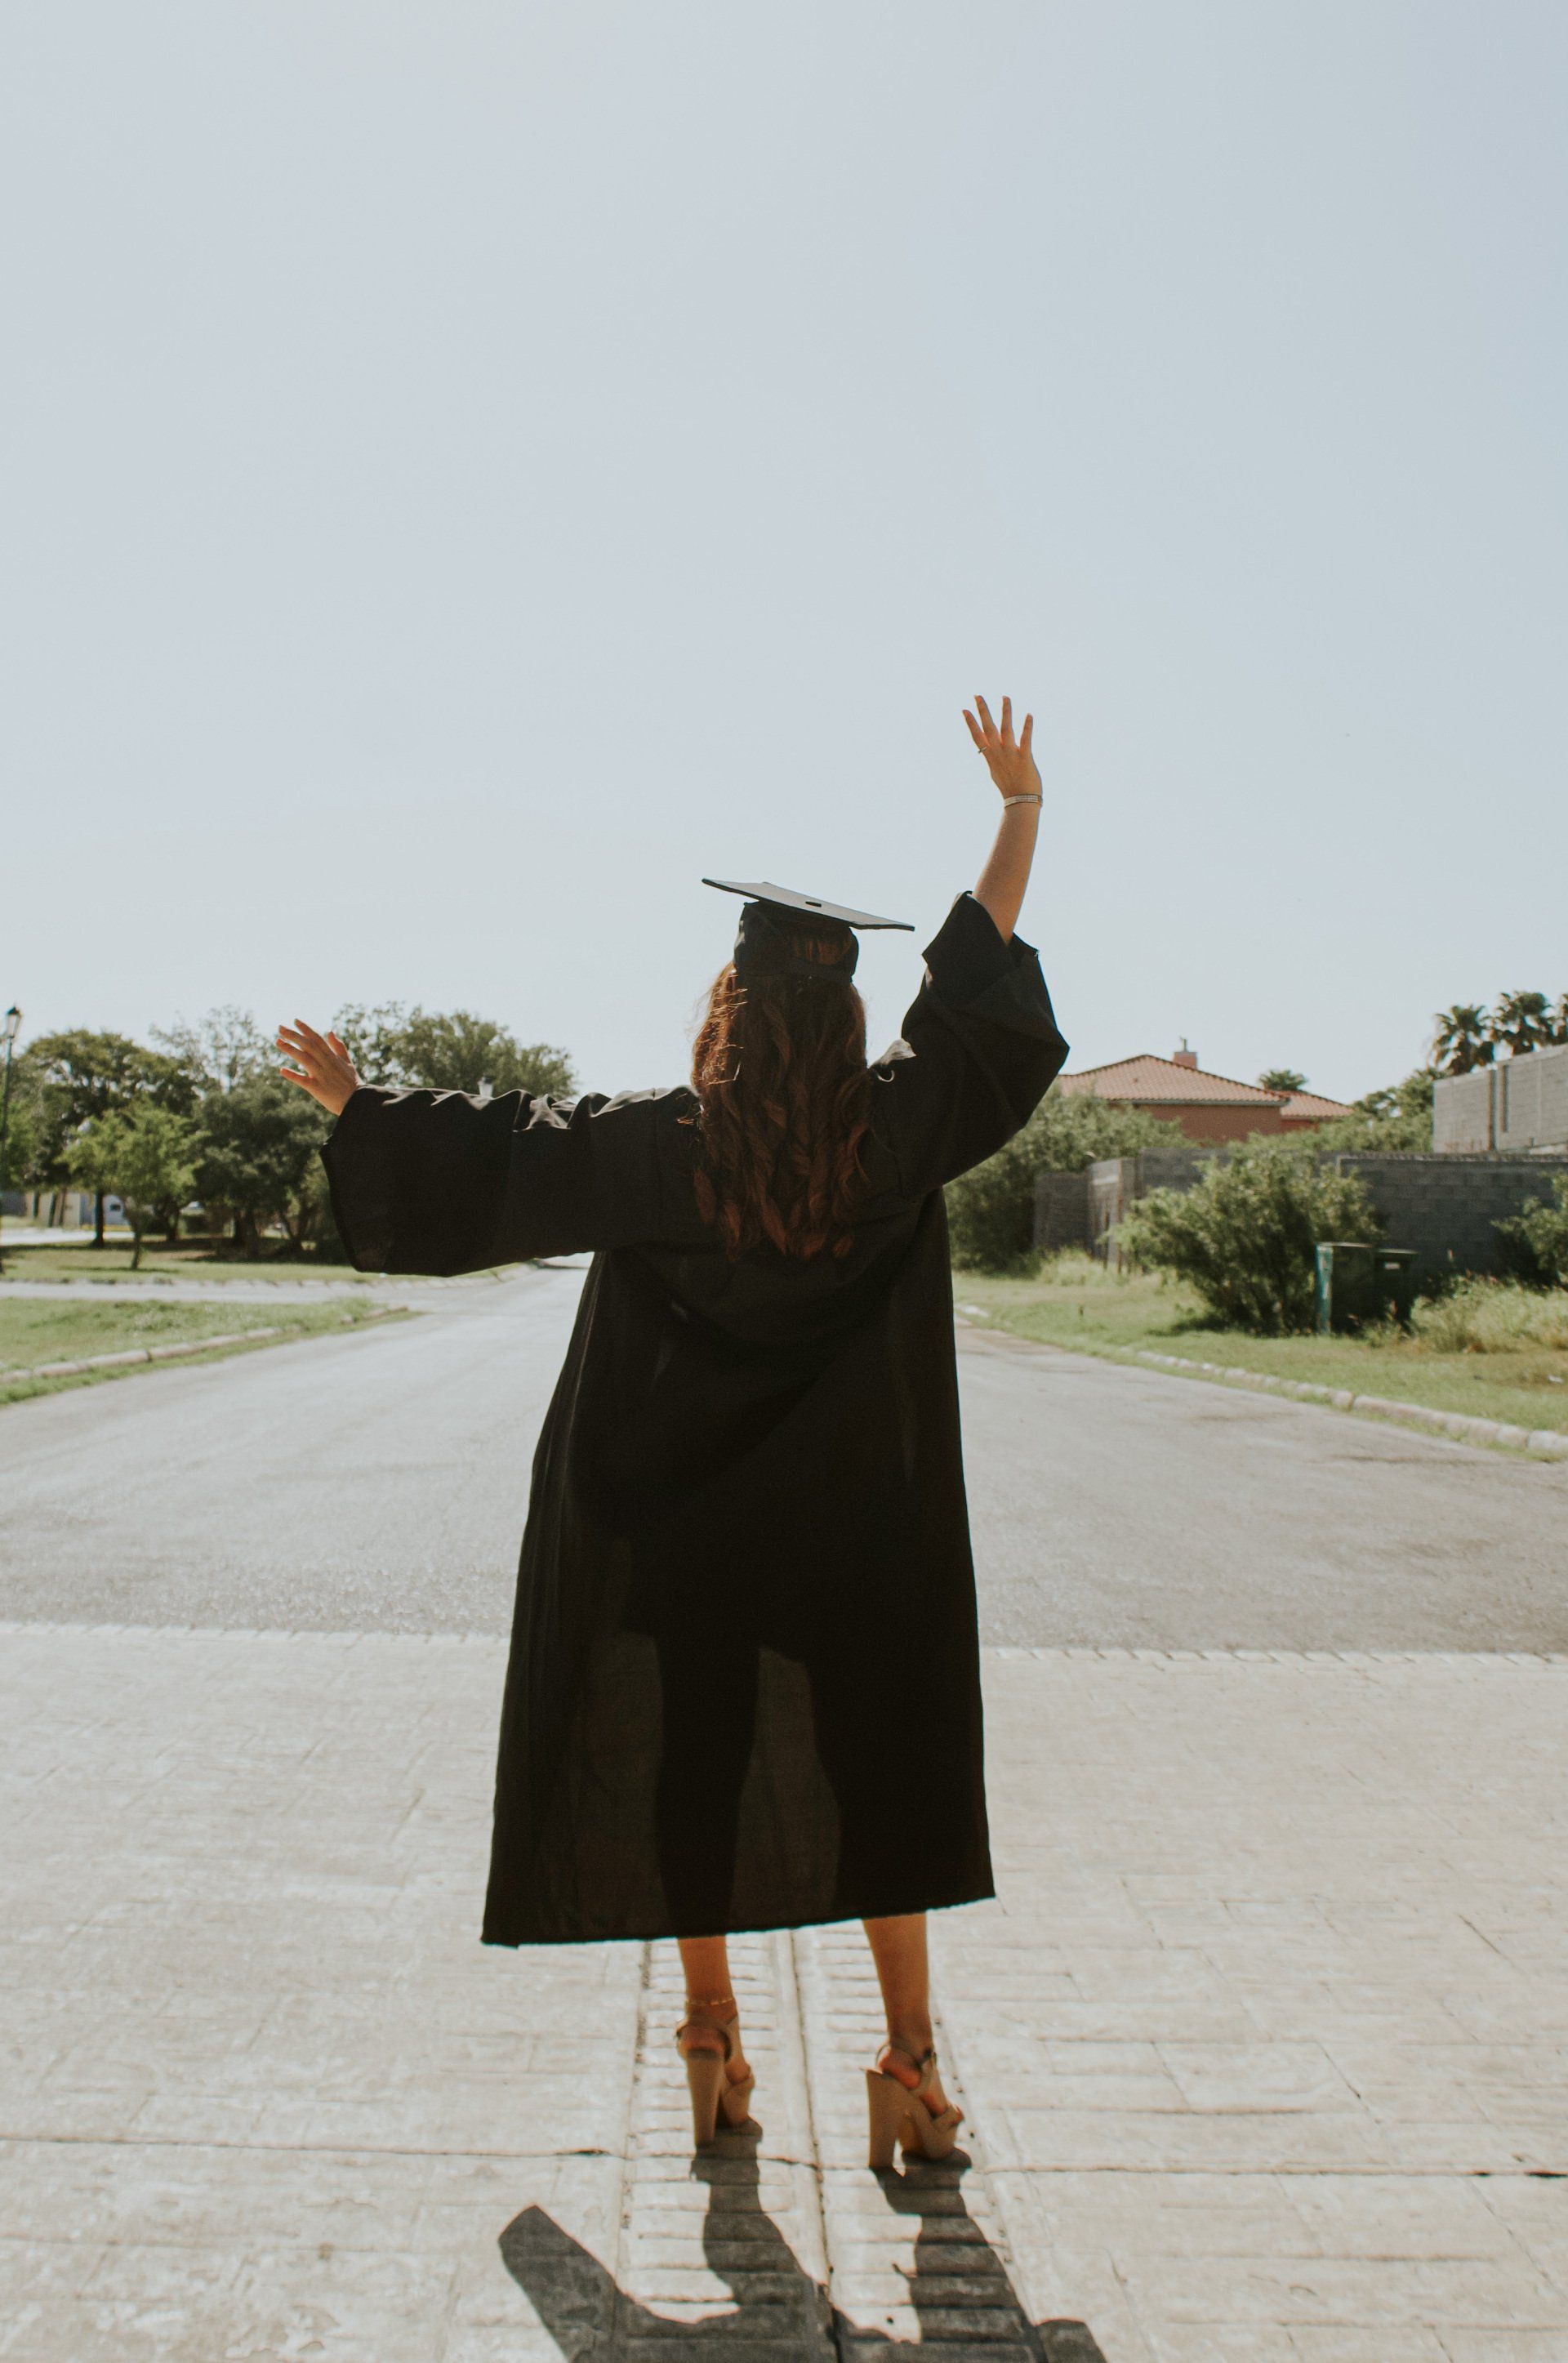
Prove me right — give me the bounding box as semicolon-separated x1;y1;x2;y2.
4;2;1564;1102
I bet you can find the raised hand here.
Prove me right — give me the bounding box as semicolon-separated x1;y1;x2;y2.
962;693;1040;806
277;1021;361;1117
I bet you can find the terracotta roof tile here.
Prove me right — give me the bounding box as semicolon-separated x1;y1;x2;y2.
1279;1088;1352;1121
1057;1054;1284;1107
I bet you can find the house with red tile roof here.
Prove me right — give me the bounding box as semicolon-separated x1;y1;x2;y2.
1275;1086;1353;1132
1057;1042;1350;1144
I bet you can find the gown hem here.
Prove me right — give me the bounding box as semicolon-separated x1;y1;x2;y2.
479;1877;998;1949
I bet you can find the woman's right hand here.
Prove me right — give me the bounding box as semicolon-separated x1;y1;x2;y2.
277;1021;361;1117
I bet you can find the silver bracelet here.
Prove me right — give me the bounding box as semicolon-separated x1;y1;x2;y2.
1002;794;1042;808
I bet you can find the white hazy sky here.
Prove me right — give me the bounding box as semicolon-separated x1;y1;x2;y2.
4;2;1564;1103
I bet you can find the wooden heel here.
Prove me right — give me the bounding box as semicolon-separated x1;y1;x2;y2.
675;2005;759;2151
866;2042;964;2168
684;2049;726;2147
866;2067;911;2169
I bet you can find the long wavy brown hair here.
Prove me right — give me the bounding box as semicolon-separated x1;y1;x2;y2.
686;917;873;1260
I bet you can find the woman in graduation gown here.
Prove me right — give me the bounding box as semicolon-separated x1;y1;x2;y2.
278;692;1067;2166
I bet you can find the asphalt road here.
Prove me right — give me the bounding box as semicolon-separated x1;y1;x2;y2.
1;1266;1563;1648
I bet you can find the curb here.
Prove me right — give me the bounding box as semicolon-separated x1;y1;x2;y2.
955;1318;1568;1463
0;1305;401;1389
1129;1347;1568;1460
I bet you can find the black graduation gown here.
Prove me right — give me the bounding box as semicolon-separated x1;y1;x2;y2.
321;890;1068;1944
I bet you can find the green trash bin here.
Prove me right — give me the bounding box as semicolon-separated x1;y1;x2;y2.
1372;1246;1417;1329
1316;1242;1415;1334
1315;1242;1375;1335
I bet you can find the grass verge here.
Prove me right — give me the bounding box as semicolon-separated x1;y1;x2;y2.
0;1297;411;1407
0;1243;383;1284
955;1257;1568;1436
0;1244;527;1286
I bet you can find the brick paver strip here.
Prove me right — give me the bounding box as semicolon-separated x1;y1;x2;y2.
2;1625;1565;2358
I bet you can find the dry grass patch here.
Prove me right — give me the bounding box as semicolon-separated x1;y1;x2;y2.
956;1255;1568;1435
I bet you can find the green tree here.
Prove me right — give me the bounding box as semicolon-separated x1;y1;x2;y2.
1311;1068;1435;1153
945;1089;1172;1272
1489;990;1556;1059
1121;1138;1381;1336
1494;1178;1568;1290
1258;1068;1307;1095
333;1002;573;1098
62;1122;120;1234
1429;1005;1492;1077
21;1030;190;1242
68;1107;198;1269
153;1005;273;1093
194;1074;331;1256
0;1074;42;1206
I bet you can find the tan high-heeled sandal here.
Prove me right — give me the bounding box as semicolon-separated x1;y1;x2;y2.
675;1995;759;2150
866;2037;964;2168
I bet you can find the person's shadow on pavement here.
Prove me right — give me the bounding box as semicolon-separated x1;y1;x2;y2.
499;2150;1108;2359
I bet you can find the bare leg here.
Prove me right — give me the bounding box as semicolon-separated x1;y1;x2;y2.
862;1913;952;2113
676;1936;751;2086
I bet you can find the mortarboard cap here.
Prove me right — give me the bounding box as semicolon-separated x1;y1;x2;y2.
701;879;913;931
702;877;913;987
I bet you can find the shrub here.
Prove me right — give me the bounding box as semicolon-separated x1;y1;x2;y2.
1120;1138;1381;1335
1494;1177;1568;1290
1400;1273;1568;1355
1311;1068;1434;1153
945;1090;1170;1273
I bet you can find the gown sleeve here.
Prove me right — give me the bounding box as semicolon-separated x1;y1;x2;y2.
871;890;1071;1200
318;1083;672;1275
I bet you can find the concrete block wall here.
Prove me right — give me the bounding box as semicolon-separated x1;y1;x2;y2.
1494;1047;1568;1150
1032;1170;1090;1251
1046;1145;1565;1282
1138;1147;1220;1192
1082;1147;1218;1266
1333;1153;1564;1282
1084;1157;1134;1258
1433;1068;1494;1153
1433;1044;1568;1153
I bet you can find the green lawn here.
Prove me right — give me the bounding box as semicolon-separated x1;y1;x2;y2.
954;1258;1568;1436
0;1242;386;1283
0;1296;408;1406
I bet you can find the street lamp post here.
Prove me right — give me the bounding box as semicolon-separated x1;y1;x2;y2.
0;1006;21;1277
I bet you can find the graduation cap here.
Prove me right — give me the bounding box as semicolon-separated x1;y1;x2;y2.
702;877;914;985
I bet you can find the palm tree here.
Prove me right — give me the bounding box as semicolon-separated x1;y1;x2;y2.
1550;993;1568;1047
1429;1005;1493;1076
1489;990;1554;1059
1257;1068;1307;1096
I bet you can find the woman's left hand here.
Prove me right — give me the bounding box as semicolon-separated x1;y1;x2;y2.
277;1022;361;1116
963;693;1040;805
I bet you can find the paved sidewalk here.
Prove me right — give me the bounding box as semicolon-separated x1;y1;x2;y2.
2;1627;1565;2359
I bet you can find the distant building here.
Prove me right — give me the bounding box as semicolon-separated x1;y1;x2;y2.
1432;1042;1568;1153
3;1189;124;1228
1276;1087;1353;1132
1057;1041;1349;1145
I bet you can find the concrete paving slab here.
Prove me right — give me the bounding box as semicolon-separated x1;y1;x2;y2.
3;1627;1567;2356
